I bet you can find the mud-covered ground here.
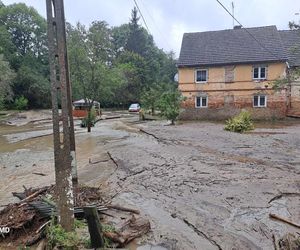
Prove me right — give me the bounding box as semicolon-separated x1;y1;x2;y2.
0;110;300;250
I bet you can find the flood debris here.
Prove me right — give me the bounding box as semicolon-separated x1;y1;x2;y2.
104;215;151;247
277;233;300;250
32;172;47;176
0;185;150;248
268;192;300;203
269;213;300;229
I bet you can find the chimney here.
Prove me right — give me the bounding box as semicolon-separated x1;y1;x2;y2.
234;25;242;29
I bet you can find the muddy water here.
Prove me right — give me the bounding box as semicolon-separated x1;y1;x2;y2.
0;117;119;207
1;113;300;249
103;119;300;249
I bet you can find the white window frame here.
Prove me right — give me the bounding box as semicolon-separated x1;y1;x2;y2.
195;69;208;83
195;96;208;108
253;95;267;107
253;66;266;80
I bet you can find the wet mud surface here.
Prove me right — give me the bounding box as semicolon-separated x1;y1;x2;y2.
0;111;300;249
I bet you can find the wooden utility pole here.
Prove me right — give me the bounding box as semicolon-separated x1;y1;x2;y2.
46;0;76;231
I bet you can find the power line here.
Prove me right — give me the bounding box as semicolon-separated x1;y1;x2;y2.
133;0;150;34
138;0;173;51
215;0;284;61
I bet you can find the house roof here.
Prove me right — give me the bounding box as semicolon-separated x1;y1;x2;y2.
178;26;289;67
73;99;100;105
279;30;300;67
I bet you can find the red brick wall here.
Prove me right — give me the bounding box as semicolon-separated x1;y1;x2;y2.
180;90;287;120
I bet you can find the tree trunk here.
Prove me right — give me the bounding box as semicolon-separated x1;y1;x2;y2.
87;108;92;133
151;107;154;115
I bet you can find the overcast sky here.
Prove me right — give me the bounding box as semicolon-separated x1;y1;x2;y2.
2;0;300;57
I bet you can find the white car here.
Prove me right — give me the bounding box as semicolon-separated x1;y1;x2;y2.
128;103;141;112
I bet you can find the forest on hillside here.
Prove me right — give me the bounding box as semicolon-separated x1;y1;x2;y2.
0;1;177;110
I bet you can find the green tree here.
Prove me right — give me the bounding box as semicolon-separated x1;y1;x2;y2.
273;21;300;90
67;22;123;131
141;86;160;115
141;83;174;115
88;21;113;63
158;89;183;125
111;24;130;57
289;21;300;30
116;51;147;103
0;3;47;57
0;3;50;108
0;54;15;109
126;7;144;55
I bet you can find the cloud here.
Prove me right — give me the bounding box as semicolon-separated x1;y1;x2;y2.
2;0;299;56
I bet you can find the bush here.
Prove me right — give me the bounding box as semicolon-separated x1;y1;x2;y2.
14;96;28;110
81;107;96;128
225;111;254;133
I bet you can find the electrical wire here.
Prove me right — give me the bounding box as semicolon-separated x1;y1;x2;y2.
138;0;173;51
215;0;285;61
133;0;150;34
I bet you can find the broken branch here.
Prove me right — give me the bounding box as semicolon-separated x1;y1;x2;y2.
269;213;300;229
18;187;48;205
32;172;47;176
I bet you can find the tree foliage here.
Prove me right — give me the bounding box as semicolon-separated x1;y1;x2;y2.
158;89;183;125
0;3;50;109
0;54;15;109
0;3;177;112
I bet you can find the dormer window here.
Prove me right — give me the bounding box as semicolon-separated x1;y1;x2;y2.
195;69;208;83
253;66;266;80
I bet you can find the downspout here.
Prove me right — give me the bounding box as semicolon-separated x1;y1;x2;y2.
286;61;291;113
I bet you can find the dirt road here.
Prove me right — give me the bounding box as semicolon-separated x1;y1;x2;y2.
0;111;299;249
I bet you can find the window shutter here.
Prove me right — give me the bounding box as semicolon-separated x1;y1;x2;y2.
225;65;235;83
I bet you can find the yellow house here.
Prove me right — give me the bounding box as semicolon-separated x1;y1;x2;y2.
177;26;300;120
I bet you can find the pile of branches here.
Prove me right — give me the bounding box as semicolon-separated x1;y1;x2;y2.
0;185;150;248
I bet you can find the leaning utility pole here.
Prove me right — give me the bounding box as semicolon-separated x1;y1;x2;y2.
46;0;76;231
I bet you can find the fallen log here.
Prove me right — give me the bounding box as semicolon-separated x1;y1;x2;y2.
106;204;140;215
118;215;151;245
103;231;125;244
104;116;121;120
269;213;300;229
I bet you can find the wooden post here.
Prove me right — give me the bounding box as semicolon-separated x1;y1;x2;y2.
83;206;104;248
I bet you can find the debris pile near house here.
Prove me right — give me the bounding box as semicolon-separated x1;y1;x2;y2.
0;185;150;248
